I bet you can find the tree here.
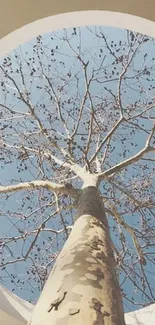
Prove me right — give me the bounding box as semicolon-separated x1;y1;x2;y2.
0;27;155;324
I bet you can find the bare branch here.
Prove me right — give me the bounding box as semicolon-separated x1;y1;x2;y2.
106;201;146;266
89;116;124;164
97;123;155;179
0;180;80;200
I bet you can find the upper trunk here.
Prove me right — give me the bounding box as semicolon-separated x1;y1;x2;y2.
29;186;126;325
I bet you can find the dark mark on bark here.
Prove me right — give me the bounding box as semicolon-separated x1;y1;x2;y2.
48;290;67;312
69;307;80;315
91;298;111;325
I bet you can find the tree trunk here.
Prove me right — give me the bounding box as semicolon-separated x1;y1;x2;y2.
29;186;126;325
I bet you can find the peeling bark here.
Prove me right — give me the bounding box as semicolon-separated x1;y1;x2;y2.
29;186;126;325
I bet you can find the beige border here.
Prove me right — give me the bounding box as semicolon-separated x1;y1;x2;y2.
1;0;155;38
0;11;155;58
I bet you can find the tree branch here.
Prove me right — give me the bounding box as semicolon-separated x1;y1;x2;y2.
97;123;155;179
89;116;124;164
0;180;80;200
105;201;146;266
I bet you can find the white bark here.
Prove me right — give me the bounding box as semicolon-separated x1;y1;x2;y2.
29;187;125;325
0;180;79;200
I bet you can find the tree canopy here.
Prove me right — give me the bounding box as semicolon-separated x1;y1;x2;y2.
0;26;155;311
